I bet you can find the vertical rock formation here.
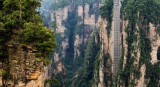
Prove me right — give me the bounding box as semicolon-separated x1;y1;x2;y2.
0;0;56;86
116;0;160;86
40;0;103;86
0;44;51;87
98;18;113;87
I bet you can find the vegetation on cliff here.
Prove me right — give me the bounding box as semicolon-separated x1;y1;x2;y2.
0;0;56;86
72;32;100;87
0;0;56;63
49;0;102;10
49;0;70;10
117;0;160;86
47;0;102;86
100;0;113;37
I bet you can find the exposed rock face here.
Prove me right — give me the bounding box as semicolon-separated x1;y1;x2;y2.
61;38;69;58
0;66;3;86
136;64;146;87
122;20;128;69
50;6;69;33
75;3;101;56
41;0;116;86
149;23;160;64
98;18;113;87
41;1;103;86
50;6;69;73
50;6;70;74
74;35;83;58
98;22;106;86
119;17;160;87
49;2;101;74
84;4;96;27
0;44;50;87
77;6;83;22
98;60;105;87
53;62;65;74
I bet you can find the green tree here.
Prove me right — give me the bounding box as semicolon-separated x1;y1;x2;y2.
44;79;61;87
22;22;56;57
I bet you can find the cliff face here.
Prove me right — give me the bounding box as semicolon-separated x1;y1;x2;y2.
116;0;160;86
40;0;116;86
0;0;56;86
98;19;113;87
0;44;51;87
50;3;100;63
149;23;160;64
120;21;160;87
41;0;103;86
97;0;160;86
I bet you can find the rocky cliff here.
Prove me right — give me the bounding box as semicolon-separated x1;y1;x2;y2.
94;0;160;86
0;0;55;86
50;3;101;62
99;18;113;87
40;0;103;86
0;43;52;87
116;0;160;86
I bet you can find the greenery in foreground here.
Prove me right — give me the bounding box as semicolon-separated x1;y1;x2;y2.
0;0;56;64
0;0;57;86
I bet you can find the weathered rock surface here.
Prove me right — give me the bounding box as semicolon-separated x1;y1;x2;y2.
0;44;51;87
